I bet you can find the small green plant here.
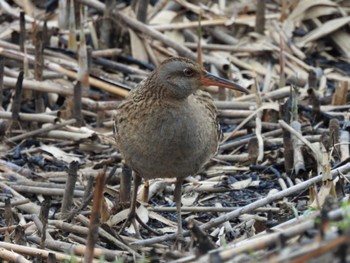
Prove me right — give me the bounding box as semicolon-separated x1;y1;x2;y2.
332;200;350;231
64;256;77;263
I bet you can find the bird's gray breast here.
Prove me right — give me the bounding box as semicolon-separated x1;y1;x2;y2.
125;100;217;179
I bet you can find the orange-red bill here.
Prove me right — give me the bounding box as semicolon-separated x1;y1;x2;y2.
200;72;249;94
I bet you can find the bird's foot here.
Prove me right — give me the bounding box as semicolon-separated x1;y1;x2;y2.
135;213;162;236
119;212;141;238
119;212;161;238
173;232;187;251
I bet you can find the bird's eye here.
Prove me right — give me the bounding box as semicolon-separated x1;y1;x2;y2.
183;68;194;77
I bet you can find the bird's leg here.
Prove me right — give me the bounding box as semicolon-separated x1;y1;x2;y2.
119;173;142;236
119;164;132;208
129;173;142;217
174;178;184;240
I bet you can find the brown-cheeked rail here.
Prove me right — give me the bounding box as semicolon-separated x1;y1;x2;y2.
114;57;249;240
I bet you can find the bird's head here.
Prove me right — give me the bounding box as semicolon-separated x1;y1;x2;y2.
154;57;249;99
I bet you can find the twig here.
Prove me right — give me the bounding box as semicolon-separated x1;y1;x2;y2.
27;236;124;261
9;185;85;197
184;42;271;53
7;119;77;143
0;112;58;123
148;206;280;213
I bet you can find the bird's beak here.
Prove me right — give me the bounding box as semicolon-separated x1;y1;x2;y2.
200;72;249;94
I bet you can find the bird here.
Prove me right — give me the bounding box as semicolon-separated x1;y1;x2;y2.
114;57;249;239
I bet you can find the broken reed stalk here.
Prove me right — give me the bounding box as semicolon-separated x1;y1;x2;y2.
11;71;24;121
279;34;286;88
84;170;106;263
255;0;266;34
279;120;321;164
66;176;94;221
61;161;79;220
291;120;306;174
58;0;69;29
19;12;25;53
39;199;51;249
332;81;348;105
280;99;293;173
329;118;340;158
47;253;56;263
14;225;26;246
31;214;53;242
339;130;350;161
68;0;77;50
99;0;113;49
291;89;305;175
4;199;14;227
75;7;88;127
254;79;264;162
0;55;3;106
135;0;149;23
34;29;45;113
247;138;259;164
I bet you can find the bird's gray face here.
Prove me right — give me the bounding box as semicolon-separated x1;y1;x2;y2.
156;57;249;100
157;59;202;99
